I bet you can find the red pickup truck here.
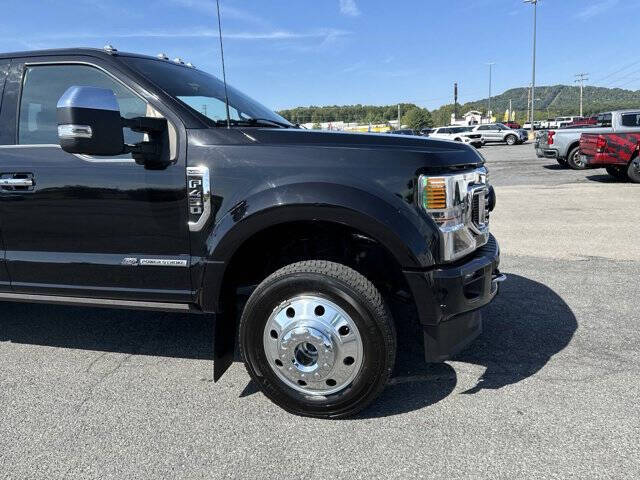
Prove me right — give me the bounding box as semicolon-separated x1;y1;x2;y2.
580;132;640;182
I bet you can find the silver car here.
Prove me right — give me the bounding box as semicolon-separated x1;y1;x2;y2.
471;123;528;145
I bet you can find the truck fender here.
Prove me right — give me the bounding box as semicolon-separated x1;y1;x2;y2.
202;181;437;308
202;181;438;381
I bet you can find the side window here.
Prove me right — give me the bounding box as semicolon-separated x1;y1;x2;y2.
621;113;640;127
478;125;489;131
18;64;147;145
0;61;8;111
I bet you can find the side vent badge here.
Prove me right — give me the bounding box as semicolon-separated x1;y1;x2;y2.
187;166;211;232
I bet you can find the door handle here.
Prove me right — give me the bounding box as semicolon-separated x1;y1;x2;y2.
0;178;33;187
0;173;35;191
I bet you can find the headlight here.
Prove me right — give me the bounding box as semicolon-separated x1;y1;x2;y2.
419;167;490;262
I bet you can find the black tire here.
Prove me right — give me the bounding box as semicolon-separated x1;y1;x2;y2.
627;156;640;183
606;165;627;180
505;134;517;146
566;146;586;170
238;260;396;418
557;158;568;167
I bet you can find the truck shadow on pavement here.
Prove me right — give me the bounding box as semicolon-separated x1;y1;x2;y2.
0;303;215;361
0;274;576;419
585;174;627;183
359;273;577;418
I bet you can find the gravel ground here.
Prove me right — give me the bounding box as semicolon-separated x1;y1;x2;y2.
1;142;639;479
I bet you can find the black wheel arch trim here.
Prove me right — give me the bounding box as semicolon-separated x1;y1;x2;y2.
197;182;439;313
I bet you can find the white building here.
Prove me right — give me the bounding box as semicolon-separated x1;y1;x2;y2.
450;110;494;126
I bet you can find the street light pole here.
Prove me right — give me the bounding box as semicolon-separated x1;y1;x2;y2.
486;62;495;123
525;0;538;134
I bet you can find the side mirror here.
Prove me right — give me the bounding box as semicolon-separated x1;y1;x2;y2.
57;86;125;156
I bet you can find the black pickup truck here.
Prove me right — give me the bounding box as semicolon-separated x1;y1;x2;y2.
0;47;503;418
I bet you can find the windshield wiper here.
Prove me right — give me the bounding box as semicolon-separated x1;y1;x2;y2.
213;118;293;129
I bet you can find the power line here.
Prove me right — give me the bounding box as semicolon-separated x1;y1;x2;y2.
615;77;640;89
591;59;640;84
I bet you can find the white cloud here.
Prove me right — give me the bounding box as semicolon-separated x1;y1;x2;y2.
164;0;271;27
9;28;350;42
576;0;619;20
339;0;360;17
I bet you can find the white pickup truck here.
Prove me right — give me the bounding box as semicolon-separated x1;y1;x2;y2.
534;110;640;169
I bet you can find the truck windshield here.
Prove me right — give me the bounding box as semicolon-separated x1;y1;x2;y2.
121;56;293;127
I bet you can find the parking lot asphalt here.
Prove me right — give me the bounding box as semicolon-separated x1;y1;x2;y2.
1;143;639;479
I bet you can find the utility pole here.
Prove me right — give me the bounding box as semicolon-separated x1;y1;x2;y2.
527;85;531;125
454;83;458;121
524;0;538;134
397;104;401;129
575;73;589;117
509;99;512;122
486;62;495;122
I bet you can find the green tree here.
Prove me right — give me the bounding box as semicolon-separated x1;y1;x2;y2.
401;107;433;130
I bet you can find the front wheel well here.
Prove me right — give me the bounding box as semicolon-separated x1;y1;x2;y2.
566;142;580;158
221;221;411;300
217;221;417;331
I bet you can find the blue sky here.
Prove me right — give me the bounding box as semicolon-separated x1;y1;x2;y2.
1;0;639;111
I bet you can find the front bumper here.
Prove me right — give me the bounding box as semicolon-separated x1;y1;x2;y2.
403;234;502;362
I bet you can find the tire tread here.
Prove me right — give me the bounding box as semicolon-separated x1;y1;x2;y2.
238;260;396;418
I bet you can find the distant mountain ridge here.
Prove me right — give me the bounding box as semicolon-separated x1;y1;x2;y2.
456;84;640;117
278;85;640;127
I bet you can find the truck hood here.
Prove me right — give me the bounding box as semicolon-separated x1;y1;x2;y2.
189;127;485;170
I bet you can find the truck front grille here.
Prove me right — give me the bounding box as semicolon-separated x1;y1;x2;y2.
471;187;489;231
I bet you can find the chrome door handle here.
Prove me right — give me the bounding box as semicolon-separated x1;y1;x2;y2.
0;178;33;187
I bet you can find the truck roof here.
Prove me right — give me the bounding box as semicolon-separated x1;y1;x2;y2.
0;47;194;68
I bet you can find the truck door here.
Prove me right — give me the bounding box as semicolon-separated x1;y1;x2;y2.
0;59;10;291
0;58;192;302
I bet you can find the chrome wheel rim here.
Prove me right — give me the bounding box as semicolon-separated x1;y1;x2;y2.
263;295;364;396
573;151;584;168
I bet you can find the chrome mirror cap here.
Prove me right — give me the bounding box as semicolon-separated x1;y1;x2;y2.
57;86;120;112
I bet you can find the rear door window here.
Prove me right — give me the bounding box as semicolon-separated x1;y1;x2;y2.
597;113;612;127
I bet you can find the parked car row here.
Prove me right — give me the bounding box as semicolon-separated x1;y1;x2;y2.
523;116;596;130
406;123;528;147
534;109;640;182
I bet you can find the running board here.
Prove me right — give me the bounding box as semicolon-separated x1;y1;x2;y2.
0;292;196;312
